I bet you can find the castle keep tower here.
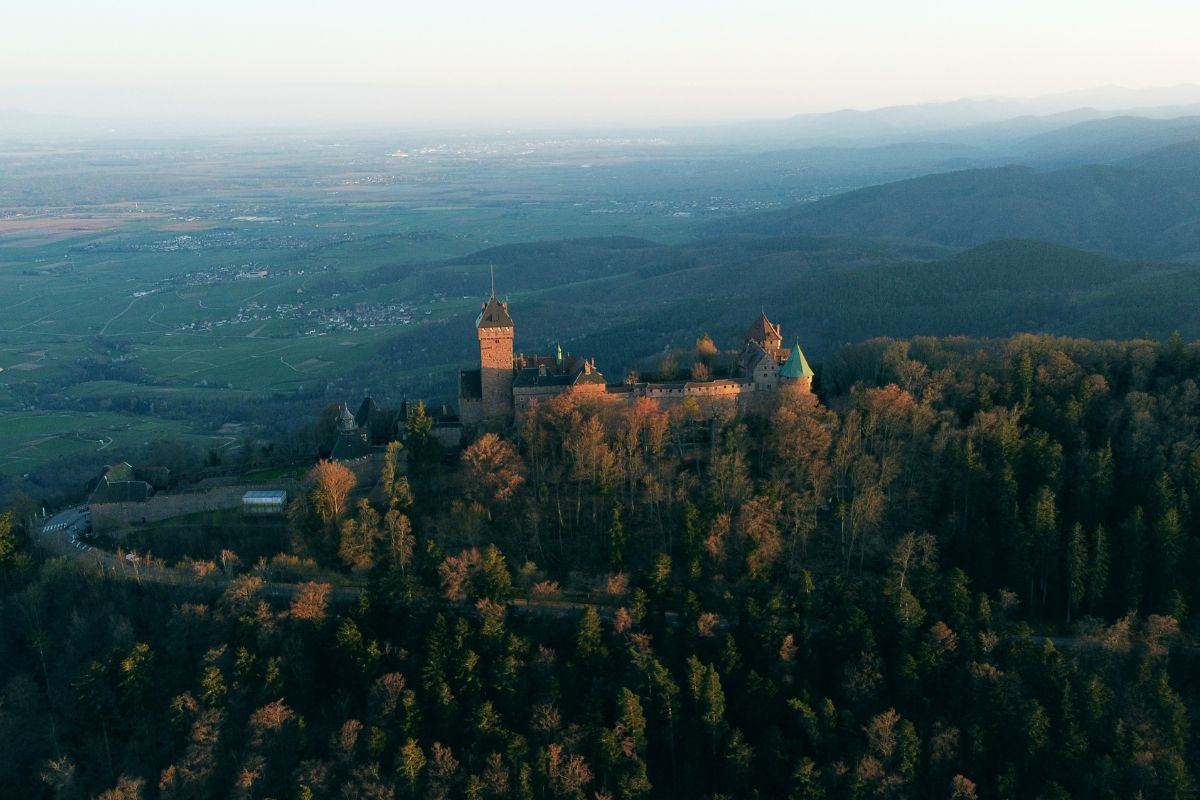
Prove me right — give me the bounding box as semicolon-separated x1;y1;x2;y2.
476;290;515;418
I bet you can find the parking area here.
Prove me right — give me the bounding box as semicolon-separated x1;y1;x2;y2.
37;506;94;557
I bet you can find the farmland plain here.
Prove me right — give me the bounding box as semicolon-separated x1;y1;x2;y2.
7;125;1198;487
0;133;828;477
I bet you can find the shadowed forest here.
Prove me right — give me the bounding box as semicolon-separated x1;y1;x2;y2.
2;331;1199;799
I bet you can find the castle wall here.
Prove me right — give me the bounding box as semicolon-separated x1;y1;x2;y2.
513;385;568;412
91;481;299;530
485;368;808;422
459;397;484;425
754;360;779;389
781;376;813;393
650;381;754;413
432;426;463;449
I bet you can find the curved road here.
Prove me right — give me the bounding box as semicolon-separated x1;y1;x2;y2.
38;510;1192;655
34;507;621;617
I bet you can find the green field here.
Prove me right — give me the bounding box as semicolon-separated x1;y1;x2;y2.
0;136;725;474
0;410;227;476
11;133;1195;482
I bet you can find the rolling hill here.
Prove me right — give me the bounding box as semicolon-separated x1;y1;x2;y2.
349;236;1200;400
704;161;1200;261
1011;114;1200;166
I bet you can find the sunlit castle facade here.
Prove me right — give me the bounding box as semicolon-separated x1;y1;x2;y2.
457;288;813;425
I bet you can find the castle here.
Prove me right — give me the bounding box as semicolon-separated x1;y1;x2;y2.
458;288;813;424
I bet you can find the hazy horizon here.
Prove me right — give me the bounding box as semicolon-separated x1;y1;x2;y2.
5;0;1200;129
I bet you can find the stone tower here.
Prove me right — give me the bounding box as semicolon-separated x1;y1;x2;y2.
476;289;515;418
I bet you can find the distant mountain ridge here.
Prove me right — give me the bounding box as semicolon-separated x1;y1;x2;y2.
6;83;1200;145
1010;114;1200;166
712;84;1200;147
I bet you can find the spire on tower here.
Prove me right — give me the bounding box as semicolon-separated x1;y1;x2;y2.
476;266;514;329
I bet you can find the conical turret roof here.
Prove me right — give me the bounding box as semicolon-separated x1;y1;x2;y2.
780;341;815;379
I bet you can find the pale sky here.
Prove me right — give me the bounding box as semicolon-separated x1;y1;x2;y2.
3;0;1199;128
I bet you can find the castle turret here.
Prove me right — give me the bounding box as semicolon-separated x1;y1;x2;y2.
779;341;815;392
476;291;515;418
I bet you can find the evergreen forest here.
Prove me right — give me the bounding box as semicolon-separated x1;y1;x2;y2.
2;332;1199;799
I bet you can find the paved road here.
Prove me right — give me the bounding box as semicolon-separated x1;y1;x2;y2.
32;509;622;617
36;506;108;563
29;497;645;618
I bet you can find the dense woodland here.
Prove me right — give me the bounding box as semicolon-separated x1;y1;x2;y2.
2;332;1199;799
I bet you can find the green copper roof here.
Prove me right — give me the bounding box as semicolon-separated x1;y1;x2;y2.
780;342;814;379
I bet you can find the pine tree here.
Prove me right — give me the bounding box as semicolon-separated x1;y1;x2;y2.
1027;486;1059;611
1065;523;1087;623
1012;349;1033;408
1086;525;1108;614
609;501;627;570
576;607;607;665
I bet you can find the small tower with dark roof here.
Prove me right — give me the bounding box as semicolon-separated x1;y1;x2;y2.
338;402;357;432
744;312;783;354
476;284;515;418
740;311;786;389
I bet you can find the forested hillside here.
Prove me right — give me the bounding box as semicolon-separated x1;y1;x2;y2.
703;162;1200;261
341;237;1200;401
1012;115;1200;167
2;332;1198;799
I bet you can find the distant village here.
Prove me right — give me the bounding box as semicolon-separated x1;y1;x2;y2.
147;260;330;291
122;260;428;334
173;300;419;335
